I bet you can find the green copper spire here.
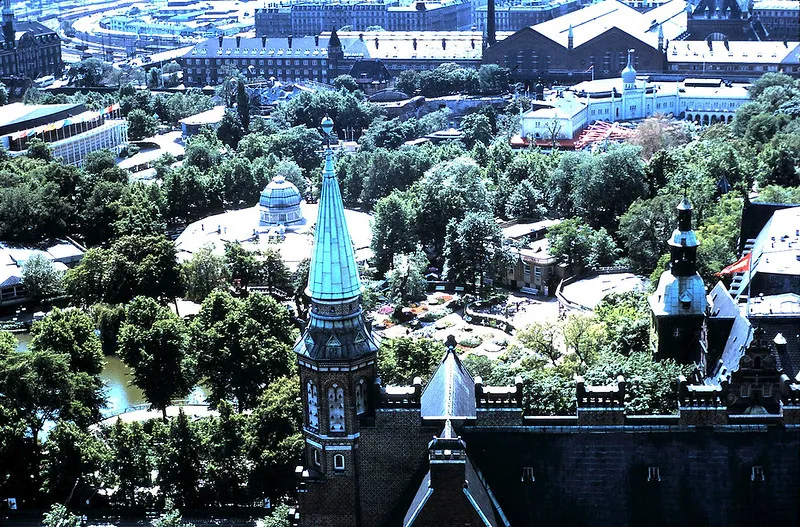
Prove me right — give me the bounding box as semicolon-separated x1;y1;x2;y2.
295;117;378;361
306;147;362;302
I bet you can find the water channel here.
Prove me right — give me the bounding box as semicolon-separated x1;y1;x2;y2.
15;332;196;418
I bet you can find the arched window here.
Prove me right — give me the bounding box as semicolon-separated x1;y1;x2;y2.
312;449;321;467
334;454;345;471
356;378;367;415
328;384;345;432
307;381;319;430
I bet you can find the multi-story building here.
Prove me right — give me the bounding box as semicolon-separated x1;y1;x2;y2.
474;0;582;33
483;0;686;82
0;103;128;167
289;119;800;526
666;39;800;78
179;30;488;87
254;0;472;37
180;35;333;86
0;0;62;80
752;0;800;41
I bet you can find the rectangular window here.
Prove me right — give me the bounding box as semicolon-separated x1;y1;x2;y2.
647;466;661;482
533;266;542;284
523;263;531;281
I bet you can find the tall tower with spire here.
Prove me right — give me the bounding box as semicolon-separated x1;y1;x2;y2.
294;116;379;527
2;0;14;47
648;197;708;366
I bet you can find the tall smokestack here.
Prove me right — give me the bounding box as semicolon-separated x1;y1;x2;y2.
487;0;496;46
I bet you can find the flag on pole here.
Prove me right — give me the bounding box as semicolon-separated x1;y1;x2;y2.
716;252;751;276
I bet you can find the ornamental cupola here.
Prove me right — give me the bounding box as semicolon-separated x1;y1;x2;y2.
649;197;708;365
621;48;637;91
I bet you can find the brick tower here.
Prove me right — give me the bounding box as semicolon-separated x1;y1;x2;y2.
649;197;707;366
293;116;379;527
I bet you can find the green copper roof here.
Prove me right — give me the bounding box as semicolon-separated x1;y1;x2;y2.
306;149;362;302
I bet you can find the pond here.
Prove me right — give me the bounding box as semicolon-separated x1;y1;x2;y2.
15;333;204;418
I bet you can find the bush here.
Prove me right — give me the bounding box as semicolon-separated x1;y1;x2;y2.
419;308;449;322
458;335;484;348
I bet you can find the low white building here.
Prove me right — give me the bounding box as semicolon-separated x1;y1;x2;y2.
0;240;84;305
520;50;752;141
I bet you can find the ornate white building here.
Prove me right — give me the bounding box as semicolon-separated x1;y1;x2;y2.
521;50;753;141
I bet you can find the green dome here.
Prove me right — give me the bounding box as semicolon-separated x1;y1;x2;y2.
259;175;304;226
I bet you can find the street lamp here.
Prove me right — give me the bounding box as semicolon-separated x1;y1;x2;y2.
321;114;333;148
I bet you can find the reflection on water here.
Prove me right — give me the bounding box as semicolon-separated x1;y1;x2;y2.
15;332;206;418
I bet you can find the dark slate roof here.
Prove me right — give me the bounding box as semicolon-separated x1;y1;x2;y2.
402;469;432;526
402;456;504;527
709;281;739;318
0;20;56;43
711;312;752;383
348;59;391;83
464;457;503;527
421;348;476;420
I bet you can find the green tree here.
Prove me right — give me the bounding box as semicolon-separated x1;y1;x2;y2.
180;245;229;302
155;409;204;507
42;504;81;527
217;110;245;149
477;64;510;94
562;313;602;367
618;194;680;273
547;218;618;272
386;250;428;304
236;81;250;132
152;499;196;527
594;291;650;356
443;211;505;292
370;193;416;275
22;253;63;303
40;420;108;502
127;108;158;141
517;321;562;364
224;242;260;291
202;401;250;505
244;376;303;501
118;297;194;419
333;74;359;92
190;291;295;411
31;308;104;376
25;138;53;161
104;419;152;507
460;113;492;148
377;337;444;385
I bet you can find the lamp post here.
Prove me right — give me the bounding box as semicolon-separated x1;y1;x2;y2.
321;114;333;149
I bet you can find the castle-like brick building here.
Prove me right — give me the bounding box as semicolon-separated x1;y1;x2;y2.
291;121;800;526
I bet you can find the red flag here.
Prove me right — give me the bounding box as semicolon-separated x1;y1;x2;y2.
716;252;751;276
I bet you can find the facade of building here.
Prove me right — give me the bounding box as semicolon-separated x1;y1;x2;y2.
180;35;332;86
0;103;127;167
499;218;564;294
0;0;62;80
483;0;686;82
474;0;581;33
180;30;488;87
752;0;800;41
666;40;800;79
520;54;752;142
254;0;471;37
290;130;800;525
0;240;84;306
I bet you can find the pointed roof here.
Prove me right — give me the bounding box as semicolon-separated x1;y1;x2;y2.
306;148;362;302
329;27;341;49
421;337;476;420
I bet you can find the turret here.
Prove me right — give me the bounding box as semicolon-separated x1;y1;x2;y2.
648;197;707;366
294;116;379;526
3;0;14;47
621;48;636;90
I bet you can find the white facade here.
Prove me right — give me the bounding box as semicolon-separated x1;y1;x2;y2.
521;71;752;141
